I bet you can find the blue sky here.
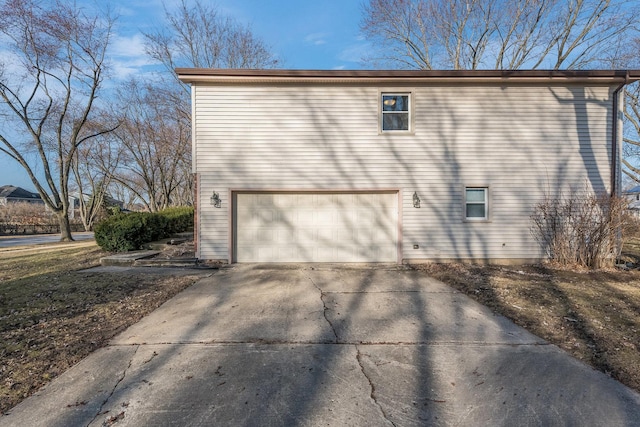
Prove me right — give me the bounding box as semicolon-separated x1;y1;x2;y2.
1;0;370;191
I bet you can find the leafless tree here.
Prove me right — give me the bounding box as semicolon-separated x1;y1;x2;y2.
623;82;640;184
108;181;141;211
71;127;124;230
619;35;640;185
119;0;279;211
361;0;638;70
109;80;191;212
0;0;117;240
145;0;279;88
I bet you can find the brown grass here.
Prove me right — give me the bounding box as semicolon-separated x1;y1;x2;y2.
414;237;640;394
0;243;206;413
2;237;640;413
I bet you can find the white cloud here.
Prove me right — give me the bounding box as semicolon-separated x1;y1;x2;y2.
108;33;157;80
304;32;329;46
110;33;147;60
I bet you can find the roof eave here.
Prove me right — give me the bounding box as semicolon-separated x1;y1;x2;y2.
176;69;640;85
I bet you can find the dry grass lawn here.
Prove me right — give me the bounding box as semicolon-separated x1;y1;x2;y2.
414;237;640;394
0;242;207;414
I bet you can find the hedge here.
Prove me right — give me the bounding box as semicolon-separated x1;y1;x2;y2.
94;206;194;252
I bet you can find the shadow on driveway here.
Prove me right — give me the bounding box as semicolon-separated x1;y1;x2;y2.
2;264;640;426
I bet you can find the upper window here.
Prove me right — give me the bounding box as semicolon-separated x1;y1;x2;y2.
465;187;488;220
381;93;410;132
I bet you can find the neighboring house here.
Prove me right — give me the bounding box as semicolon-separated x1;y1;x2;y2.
177;69;640;264
624;185;640;202
68;192;125;218
104;195;125;210
0;185;44;206
623;185;640;217
70;191;124;209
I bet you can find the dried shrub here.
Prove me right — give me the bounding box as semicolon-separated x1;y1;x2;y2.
624;211;640;238
531;191;631;269
0;202;83;234
0;202;50;224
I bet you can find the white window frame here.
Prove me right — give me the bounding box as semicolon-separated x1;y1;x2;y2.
380;92;413;134
464;186;490;221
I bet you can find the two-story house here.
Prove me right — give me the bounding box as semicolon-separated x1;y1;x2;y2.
177;69;639;264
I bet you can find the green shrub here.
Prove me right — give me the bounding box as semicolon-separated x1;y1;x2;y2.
159;206;194;234
94;207;194;252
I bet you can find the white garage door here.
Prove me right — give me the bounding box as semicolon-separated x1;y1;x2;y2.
234;192;398;262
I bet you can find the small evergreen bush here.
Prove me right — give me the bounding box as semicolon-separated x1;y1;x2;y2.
159;206;194;234
94;207;194;252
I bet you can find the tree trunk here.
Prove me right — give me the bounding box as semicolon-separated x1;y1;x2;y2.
56;211;74;242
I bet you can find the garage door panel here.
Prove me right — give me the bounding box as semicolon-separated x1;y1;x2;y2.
379;246;398;260
237;245;255;260
255;228;276;242
235;192;397;262
296;209;316;226
236;206;252;223
257;246;276;261
273;193;294;208
276;227;297;242
355;228;387;246
315;210;335;225
255;194;275;206
317;226;335;241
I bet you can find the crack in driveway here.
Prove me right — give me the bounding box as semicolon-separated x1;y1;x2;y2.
305;271;399;423
87;345;138;427
355;345;396;426
307;274;339;342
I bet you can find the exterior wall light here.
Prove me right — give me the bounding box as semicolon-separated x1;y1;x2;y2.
211;192;221;208
413;191;420;208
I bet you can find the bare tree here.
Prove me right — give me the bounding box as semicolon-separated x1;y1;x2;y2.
109;80;191;212
109;180;140;211
145;0;279;87
0;0;116;240
110;0;279;212
361;0;638;70
623;82;640;184
71;128;124;230
618;34;640;185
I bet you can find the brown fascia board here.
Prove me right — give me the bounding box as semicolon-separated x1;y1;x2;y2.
176;68;640;85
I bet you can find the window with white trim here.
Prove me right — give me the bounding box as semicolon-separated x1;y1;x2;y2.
465;187;488;220
381;93;410;132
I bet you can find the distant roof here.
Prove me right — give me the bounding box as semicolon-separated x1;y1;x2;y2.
0;185;41;200
176;69;640;85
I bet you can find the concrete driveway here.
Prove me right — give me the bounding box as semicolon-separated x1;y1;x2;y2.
2;264;640;426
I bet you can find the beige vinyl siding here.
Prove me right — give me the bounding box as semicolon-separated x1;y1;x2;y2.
194;84;613;262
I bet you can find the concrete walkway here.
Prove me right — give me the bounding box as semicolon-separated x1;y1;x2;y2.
2;265;640;426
